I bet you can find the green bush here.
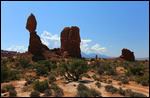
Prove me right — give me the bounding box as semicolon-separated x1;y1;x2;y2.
50;83;59;90
37;60;51;71
95;81;101;88
76;83;102;97
130;91;147;97
118;87;125;96
7;55;15;62
9;89;17;97
59;59;88;81
89;88;102;97
121;77;129;84
49;74;56;84
3;84;15;92
135;75;149;86
82;73;91;78
51;63;57;69
30;91;40;97
75;90;89;97
54;87;64;97
8;70;21;80
1;87;7;93
44;89;52;97
33;80;49;93
108;80;112;84
35;64;48;76
77;83;89;91
15;56;31;68
1;62;9;83
105;85;118;94
27;80;33;84
106;68;117;76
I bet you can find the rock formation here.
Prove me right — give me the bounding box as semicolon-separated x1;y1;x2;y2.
95;55;98;59
26;13;49;61
60;26;81;58
120;48;135;61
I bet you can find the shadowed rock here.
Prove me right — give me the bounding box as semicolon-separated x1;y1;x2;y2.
26;13;49;61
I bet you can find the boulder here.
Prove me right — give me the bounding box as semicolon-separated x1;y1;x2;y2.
120;48;135;61
60;26;81;58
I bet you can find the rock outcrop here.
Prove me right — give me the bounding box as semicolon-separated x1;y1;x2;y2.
26;13;49;61
120;48;135;61
60;26;81;58
95;55;98;59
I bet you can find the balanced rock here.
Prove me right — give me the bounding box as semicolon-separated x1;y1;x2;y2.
60;26;81;58
26;13;49;60
120;48;135;61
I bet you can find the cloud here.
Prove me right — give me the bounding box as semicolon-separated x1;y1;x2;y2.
41;31;106;54
80;40;106;54
6;45;27;53
41;31;60;49
6;31;106;54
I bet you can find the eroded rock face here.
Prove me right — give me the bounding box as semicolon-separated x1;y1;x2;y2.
120;48;135;61
26;13;49;61
60;26;81;58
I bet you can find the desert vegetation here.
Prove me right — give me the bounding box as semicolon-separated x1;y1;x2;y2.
1;55;149;97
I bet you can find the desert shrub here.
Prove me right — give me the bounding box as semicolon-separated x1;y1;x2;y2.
30;91;40;97
141;80;149;86
118;87;125;96
51;63;57;69
50;83;59;90
8;70;21;80
1;62;9;83
51;60;57;64
37;60;51;71
130;91;147;97
9;89;17;97
118;82;122;85
76;83;102;97
135;74;149;86
22;86;32;92
44;89;52;97
121;77;129;84
91;58;95;61
108;80;112;84
49;74;56;84
95;81;101;88
82;73;91;78
77;83;89;91
1;87;7;93
3;84;15;92
59;59;88;81
15;56;31;68
125;64;146;76
33;80;49;93
61;59;65;62
97;68;104;75
91;74;99;81
113;76;122;81
129;76;135;81
7;55;15;62
125;89;132;96
35;64;48;76
106;68;117;76
89;88;102;97
105;85;118;94
54;87;64;97
75;90;89;97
